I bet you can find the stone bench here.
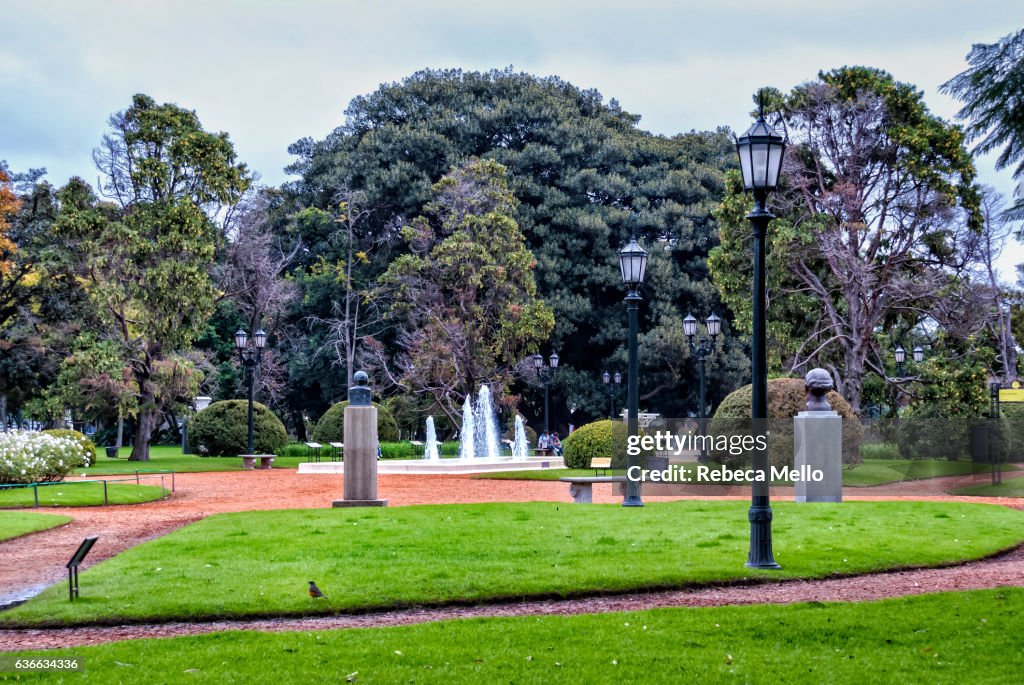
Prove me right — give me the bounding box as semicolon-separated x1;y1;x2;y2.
241;454;276;470
558;475;627;503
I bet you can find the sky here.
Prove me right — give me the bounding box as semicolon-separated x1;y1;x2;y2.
1;0;1020;275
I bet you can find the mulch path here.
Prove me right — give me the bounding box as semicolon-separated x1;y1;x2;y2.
1;468;1022;651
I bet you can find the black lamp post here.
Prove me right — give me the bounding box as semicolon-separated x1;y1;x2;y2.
684;312;721;463
736;96;786;569
619;235;648;507
602;371;623;419
894;346;907;377
533;352;559;434
235;326;267;455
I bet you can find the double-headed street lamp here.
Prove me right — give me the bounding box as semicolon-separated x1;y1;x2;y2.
894;345;924;377
683;312;722;463
602;370;623;419
619;234;648;507
235;327;267;455
533;352;559;434
736;96;786;569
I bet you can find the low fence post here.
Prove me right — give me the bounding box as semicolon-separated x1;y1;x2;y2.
103;480;108;505
34;483;39;508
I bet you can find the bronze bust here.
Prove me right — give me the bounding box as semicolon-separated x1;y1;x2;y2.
804;368;834;412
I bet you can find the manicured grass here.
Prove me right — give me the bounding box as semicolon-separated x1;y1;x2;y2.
80;445;308;475
476;459;1018;487
953;477;1024;497
474;468;596;480
0;481;167;508
3;500;1020;627
7;589;1023;683
0;511;71;541
843;459;1018;487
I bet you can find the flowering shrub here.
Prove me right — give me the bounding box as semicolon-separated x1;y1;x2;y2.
0;431;90;484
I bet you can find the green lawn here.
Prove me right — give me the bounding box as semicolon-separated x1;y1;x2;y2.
80;445;309;475
0;482;167;508
953;476;1024;497
3;500;1020;627
5;588;1022;683
0;511;71;541
477;459;1020;487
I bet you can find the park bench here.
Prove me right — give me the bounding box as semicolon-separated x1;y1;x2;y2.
559;458;624;503
241;454;275;470
305;442;323;462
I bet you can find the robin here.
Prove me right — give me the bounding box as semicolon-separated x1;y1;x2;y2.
308;581;328;599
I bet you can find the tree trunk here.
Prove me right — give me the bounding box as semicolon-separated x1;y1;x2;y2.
292;408;307;442
0;395;6;431
115;414;124;449
129;408;156;461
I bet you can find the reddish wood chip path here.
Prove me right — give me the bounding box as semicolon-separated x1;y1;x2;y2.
1;469;1022;651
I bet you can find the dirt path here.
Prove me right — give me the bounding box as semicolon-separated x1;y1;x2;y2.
0;469;1021;650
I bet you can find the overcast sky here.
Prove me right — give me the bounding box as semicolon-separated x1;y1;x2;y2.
1;0;1020;275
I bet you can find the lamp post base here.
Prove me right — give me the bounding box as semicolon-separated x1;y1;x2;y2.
622;497;644;508
745;504;781;569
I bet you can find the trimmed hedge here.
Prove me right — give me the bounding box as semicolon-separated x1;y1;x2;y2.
563;420;630;469
188;400;288;456
712;378;864;467
312;401;400;444
41;429;95;467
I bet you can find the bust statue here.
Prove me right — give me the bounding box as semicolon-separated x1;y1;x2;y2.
804;368;834;412
348;370;372;406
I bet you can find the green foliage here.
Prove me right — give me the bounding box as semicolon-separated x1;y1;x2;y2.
40;429;94;466
54;94;250;460
187;400;288;456
378;159;554;419
710;67;983;413
312;401;400;443
942;28;1024;219
712;378;864;467
562;419;629;469
286;68;742;421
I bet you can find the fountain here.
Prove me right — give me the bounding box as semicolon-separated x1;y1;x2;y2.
472;385;503;459
459;396;476;460
511;415;530;458
423;416;440;461
299;385;562;475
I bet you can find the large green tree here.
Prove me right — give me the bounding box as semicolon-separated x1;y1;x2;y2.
942;28;1024;220
55;95;249;460
376;159;554;422
285;68;744;422
710;69;983;413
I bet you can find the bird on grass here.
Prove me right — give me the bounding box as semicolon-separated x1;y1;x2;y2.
308;581;328;599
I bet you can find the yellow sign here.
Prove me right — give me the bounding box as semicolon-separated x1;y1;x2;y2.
999;388;1024;403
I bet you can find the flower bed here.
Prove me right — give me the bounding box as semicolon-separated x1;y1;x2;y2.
0;431;90;484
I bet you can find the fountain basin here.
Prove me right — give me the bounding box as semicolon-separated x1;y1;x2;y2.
298;456;564;475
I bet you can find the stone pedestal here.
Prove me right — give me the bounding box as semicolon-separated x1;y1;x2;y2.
333;405;387;508
793;410;842;503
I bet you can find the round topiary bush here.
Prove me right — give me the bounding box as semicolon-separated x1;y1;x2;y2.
711;377;864;468
312;401;400;444
187;400;288;456
41;429;95;467
563;419;630;469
